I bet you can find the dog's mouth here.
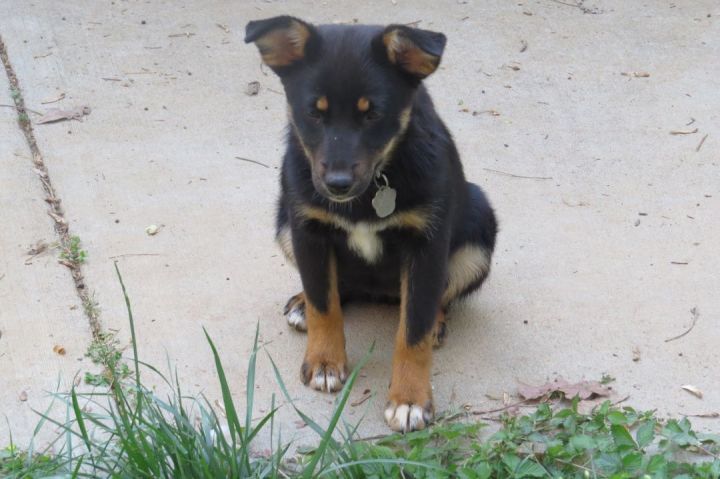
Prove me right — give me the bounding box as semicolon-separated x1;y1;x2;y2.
326;194;356;203
312;175;373;204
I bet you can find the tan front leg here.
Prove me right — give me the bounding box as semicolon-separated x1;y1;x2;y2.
301;255;348;393
385;271;435;432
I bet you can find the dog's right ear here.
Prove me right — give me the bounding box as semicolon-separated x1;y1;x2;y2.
245;16;319;74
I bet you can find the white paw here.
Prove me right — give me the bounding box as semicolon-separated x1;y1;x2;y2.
286;304;307;331
384;402;433;432
308;366;346;393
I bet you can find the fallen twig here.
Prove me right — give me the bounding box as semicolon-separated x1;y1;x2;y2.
670;261;689;265
621;71;650;78
41;93;66;104
670;128;698;135
549;0;600;14
351;391;372;407
3;102;44;116
665;307;699;343
471;399;531;415
612;395;630;406
483;168;553;180
235;156;270;168
696;134;708;152
683;412;719;419
108;253;161;259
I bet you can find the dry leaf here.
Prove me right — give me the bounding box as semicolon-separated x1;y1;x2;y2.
245;81;261;96
27;240;49;257
53;344;66;355
47;211;67;224
36;106;91;124
632;347;641;362
19;390;28;401
681;385;703;399
518;377;612;401
58;259;75;268
294;420;307;429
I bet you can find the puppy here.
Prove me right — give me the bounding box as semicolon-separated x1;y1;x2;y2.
245;16;497;432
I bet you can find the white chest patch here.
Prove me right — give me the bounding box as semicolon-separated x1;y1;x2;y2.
347;223;383;264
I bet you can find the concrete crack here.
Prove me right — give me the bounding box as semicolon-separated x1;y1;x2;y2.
0;36;101;339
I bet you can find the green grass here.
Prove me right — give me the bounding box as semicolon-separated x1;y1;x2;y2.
2;266;719;478
59;236;87;266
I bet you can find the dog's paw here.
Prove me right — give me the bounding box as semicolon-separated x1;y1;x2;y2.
301;359;347;393
384;400;434;433
283;293;307;331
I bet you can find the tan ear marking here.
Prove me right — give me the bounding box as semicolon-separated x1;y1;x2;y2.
316;96;329;112
256;19;311;67
383;30;440;78
357;97;370;113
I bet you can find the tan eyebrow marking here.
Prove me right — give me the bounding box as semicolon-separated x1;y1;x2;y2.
357;96;370;112
316;96;328;112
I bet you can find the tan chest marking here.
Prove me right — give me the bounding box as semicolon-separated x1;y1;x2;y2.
298;205;435;264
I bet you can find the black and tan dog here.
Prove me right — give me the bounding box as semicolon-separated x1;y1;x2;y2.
245;16;497;432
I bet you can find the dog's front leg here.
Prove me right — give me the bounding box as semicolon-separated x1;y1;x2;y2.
385;239;448;432
292;226;348;393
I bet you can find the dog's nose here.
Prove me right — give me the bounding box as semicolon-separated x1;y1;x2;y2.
324;171;354;196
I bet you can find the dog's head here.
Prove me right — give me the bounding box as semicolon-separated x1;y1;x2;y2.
245;16;446;202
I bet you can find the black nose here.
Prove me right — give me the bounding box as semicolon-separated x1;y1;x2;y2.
324;171;353;196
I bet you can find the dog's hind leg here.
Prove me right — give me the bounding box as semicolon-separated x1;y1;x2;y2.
277;207;307;330
436;182;497;344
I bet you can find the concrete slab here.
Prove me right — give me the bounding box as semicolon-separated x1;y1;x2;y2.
0;0;718;446
0;69;92;447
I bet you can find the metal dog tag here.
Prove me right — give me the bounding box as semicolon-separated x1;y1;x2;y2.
372;174;396;218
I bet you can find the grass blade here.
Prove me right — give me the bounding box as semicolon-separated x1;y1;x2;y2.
203;327;243;448
70;388;92;452
113;262;141;394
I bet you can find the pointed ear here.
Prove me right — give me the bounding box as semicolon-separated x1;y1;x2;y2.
245;16;319;72
377;25;447;79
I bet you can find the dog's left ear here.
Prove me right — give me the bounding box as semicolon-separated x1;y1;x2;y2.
245;16;319;73
376;25;447;79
